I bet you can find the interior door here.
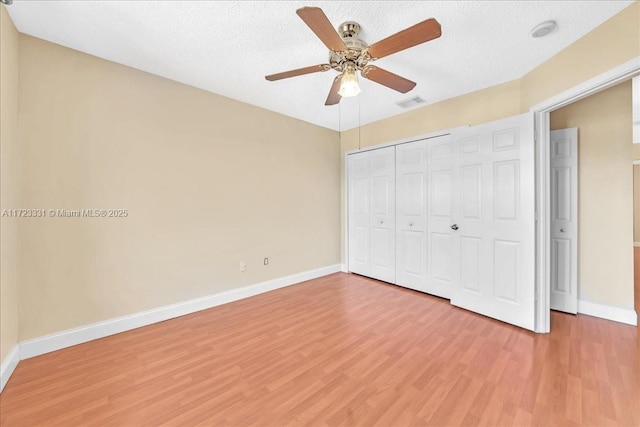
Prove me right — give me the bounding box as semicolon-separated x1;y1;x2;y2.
550;128;578;314
348;152;370;276
369;147;396;283
451;113;536;330
396;140;428;291
426;135;454;299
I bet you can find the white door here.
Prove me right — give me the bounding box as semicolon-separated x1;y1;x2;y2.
396;140;428;291
550;128;578;314
369;147;396;283
451;113;536;330
348;152;370;276
426;135;454;299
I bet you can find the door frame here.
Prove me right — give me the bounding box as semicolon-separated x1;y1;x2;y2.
531;56;640;333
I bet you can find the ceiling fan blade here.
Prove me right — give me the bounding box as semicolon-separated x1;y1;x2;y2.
325;75;343;106
296;7;347;52
265;64;330;81
367;18;441;60
361;66;416;93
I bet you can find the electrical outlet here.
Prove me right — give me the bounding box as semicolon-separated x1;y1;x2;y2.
264;258;269;266
240;261;246;272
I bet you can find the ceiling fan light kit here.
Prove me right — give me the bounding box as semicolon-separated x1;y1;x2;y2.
265;6;442;106
337;63;361;97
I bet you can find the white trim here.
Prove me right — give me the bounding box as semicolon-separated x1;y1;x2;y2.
19;264;341;360
0;345;20;393
578;300;638;326
633;160;640;165
340;263;348;273
634;242;640;247
530;57;640;113
344;154;350;273
633;76;639;143
535;111;552;333
532;56;640;333
344;126;467;156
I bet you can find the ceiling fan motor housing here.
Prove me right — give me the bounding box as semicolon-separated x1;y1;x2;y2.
330;21;370;72
338;21;360;38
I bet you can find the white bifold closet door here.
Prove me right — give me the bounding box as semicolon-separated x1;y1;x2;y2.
450;113;536;330
550;128;578;314
348;146;396;283
348;152;371;276
396;140;428;291
348;113;536;331
426;136;455;299
395;135;454;298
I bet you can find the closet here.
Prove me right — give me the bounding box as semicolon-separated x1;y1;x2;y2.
395;135;454;298
348;135;454;297
347;146;395;283
346;113;536;330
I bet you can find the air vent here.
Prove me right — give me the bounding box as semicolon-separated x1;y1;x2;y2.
396;96;426;109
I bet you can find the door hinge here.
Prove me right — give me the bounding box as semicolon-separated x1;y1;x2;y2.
535;211;538;222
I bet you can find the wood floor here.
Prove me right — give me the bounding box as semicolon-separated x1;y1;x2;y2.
1;273;638;426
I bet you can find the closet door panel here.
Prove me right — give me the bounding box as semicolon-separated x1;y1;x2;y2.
348;152;370;276
450;113;535;331
369;147;396;283
426;135;454;299
396;141;427;290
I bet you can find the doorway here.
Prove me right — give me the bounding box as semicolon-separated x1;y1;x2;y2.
536;71;639;331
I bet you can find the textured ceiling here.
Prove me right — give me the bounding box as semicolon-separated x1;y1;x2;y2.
6;1;635;131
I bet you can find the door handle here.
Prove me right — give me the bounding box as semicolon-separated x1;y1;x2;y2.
409;222;413;227
560;228;565;233
450;224;459;231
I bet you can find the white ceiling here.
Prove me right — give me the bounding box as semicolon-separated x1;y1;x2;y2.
6;1;634;131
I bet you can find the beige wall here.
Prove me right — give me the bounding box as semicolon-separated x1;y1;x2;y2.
340;2;639;311
551;81;634;309
17;35;340;340
340;79;522;152
0;5;20;363
520;1;640;110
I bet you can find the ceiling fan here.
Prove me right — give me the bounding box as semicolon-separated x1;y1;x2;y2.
265;7;442;106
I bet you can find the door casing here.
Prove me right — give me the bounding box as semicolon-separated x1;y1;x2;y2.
531;56;640;332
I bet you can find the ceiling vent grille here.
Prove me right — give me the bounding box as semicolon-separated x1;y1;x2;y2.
396;96;426;109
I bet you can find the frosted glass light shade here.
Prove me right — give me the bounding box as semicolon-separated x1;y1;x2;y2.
338;68;361;97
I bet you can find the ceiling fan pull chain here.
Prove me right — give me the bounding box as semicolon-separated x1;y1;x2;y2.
358;94;361;151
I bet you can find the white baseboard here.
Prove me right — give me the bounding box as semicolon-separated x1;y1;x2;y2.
578;300;638;326
19;264;341;360
340;263;348;273
0;345;20;393
634;242;640;247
